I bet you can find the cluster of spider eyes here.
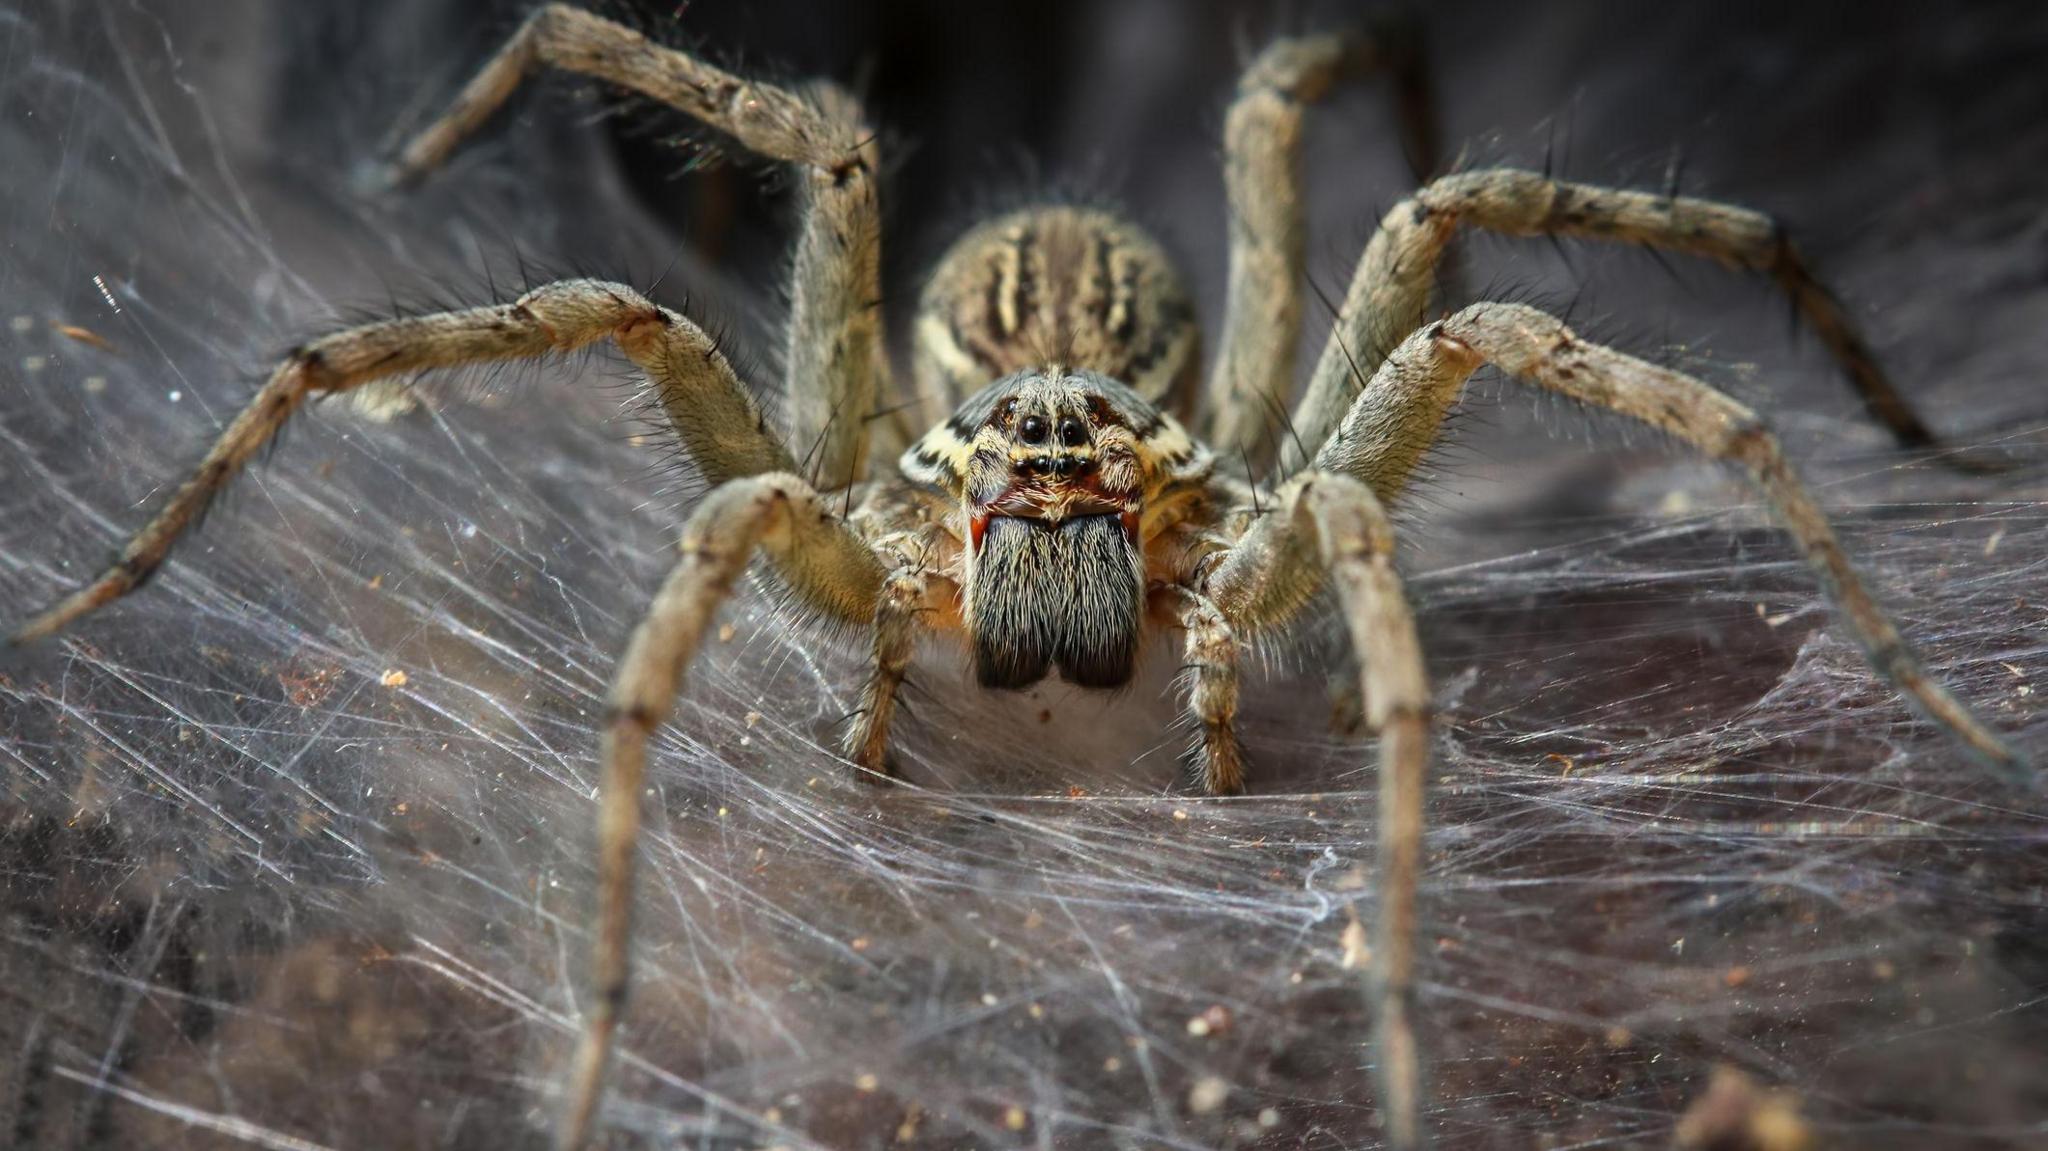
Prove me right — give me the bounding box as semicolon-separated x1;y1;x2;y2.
1013;415;1095;476
1018;414;1089;447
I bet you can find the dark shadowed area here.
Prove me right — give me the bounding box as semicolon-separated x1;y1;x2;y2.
3;1;2047;1148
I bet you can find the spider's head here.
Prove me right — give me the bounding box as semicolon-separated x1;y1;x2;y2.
903;370;1208;692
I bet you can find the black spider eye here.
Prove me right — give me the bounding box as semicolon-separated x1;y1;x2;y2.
1056;416;1088;446
1019;415;1049;445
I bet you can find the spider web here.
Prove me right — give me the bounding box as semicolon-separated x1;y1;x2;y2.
3;2;2047;1148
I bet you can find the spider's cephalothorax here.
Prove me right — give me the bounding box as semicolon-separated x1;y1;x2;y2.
897;207;1214;690
906;367;1211;690
13;7;2030;1150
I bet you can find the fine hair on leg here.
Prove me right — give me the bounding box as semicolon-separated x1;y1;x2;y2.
563;472;884;1149
12;279;794;644
1205;25;1439;466
1320;301;2032;786
1201;471;1434;1149
1280;168;1956;476
387;3;889;492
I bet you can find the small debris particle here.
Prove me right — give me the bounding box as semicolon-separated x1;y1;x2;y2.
980;992;998;1007
348;378;420;421
1187;1004;1232;1037
1871;958;1896;981
1673;1065;1812;1151
22;355;48;373
854;1072;879;1093
717;806;729;818
1257;1107;1281;1128
1604;1026;1633;1048
1038;708;1053;723
1723;965;1752;989
1027;1003;1044;1020
718;622;738;643
1067;785;1088;798
1187;1076;1229;1114
850;937;869;952
279;666;339;707
1547;752;1575;777
894;1103;923;1143
1985;527;2006;556
744;710;763;728
1002;1106;1027;1132
56;323;113;351
379;668;409;688
1171;808;1189;822
368;573;384;590
1340;918;1371;970
83;375;108;394
897;1097;929;1138
1102;1056;1122;1073
7;315;32;334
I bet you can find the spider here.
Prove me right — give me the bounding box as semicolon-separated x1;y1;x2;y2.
10;6;2033;1149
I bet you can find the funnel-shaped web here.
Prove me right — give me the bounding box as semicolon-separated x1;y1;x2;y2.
2;3;2044;1148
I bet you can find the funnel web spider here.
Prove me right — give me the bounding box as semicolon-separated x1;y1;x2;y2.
13;6;2032;1148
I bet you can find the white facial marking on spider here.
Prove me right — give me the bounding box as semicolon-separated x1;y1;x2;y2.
10;6;2035;1150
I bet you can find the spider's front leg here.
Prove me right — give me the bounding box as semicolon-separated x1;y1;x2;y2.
1173;591;1249;795
388;3;888;486
1205;26;1437;464
10;280;793;643
841;550;933;778
1281;168;1965;476
567;472;885;1148
1191;472;1434;1149
1318;301;2032;786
